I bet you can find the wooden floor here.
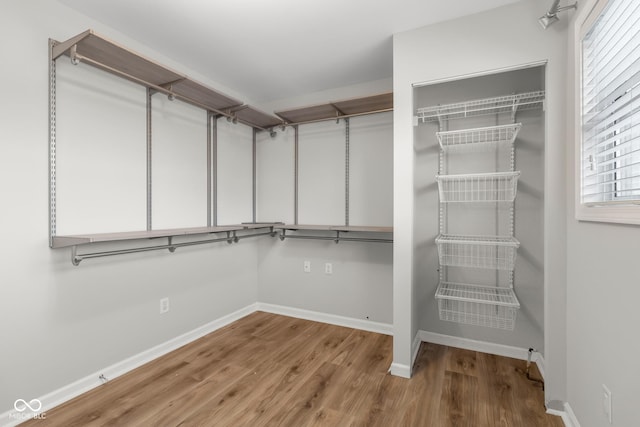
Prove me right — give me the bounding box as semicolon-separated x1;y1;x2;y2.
23;312;563;426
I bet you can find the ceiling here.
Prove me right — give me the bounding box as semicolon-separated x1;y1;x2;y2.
58;0;522;104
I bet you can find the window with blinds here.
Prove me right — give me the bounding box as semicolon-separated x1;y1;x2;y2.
581;0;640;206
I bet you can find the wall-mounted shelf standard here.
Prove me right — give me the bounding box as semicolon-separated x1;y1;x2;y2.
436;123;522;152
417;91;545;123
436;171;521;203
436;234;520;271
275;92;393;126
50;29;282;130
435;282;520;330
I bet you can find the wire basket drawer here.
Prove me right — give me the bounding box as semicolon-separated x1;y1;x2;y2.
435;234;520;270
436;123;522;152
436;172;520;203
435;282;520;330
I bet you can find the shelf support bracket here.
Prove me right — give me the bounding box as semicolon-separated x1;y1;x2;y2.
511;98;520;122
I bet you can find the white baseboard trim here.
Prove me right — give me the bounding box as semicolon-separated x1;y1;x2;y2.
411;331;422;369
389;362;411;378
535;353;546;380
418;330;548;382
0;303;257;427
256;303;393;336
418;330;532;361
552;402;579;427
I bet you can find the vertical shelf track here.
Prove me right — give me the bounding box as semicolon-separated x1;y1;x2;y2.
437;114;447;286
509;105;517;289
212;115;218;226
345;118;350;226
48;39;57;248
146;88;153;231
294;125;299;225
252;128;258;223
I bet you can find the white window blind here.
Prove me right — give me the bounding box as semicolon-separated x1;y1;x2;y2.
581;0;640;205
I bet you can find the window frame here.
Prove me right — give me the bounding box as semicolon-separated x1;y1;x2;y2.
574;0;640;225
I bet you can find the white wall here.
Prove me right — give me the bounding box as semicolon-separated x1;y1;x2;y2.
256;127;295;223
565;1;640;425
255;94;393;325
55;59;147;234
217;118;254;224
298;120;346;225
0;0;258;413
152;96;208;229
393;0;569;401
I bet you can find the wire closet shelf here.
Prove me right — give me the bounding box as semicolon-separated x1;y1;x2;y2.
435;282;520;330
417;91;545;123
436;123;522;152
435;234;520;271
436;171;520;203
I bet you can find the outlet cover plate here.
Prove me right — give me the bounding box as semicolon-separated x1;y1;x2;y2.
602;384;612;424
160;297;170;314
324;263;333;274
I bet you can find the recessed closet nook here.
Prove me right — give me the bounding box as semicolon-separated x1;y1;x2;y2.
49;29;548;371
414;66;545;351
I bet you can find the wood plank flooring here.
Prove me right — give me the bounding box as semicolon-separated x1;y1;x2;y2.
21;312;563;426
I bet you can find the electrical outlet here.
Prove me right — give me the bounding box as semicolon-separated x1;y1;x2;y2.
324;263;332;275
160;297;169;314
603;384;612;424
303;260;311;273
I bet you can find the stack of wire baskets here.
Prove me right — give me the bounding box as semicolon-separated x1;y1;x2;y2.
434;235;521;330
428;117;531;331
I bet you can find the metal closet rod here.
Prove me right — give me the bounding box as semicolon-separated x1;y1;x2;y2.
69;51;269;131
70;229;275;266
278;230;392;244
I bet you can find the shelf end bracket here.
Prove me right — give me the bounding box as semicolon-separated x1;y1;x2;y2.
71;246;82;266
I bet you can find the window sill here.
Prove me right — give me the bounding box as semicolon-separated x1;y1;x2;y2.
575;204;640;226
